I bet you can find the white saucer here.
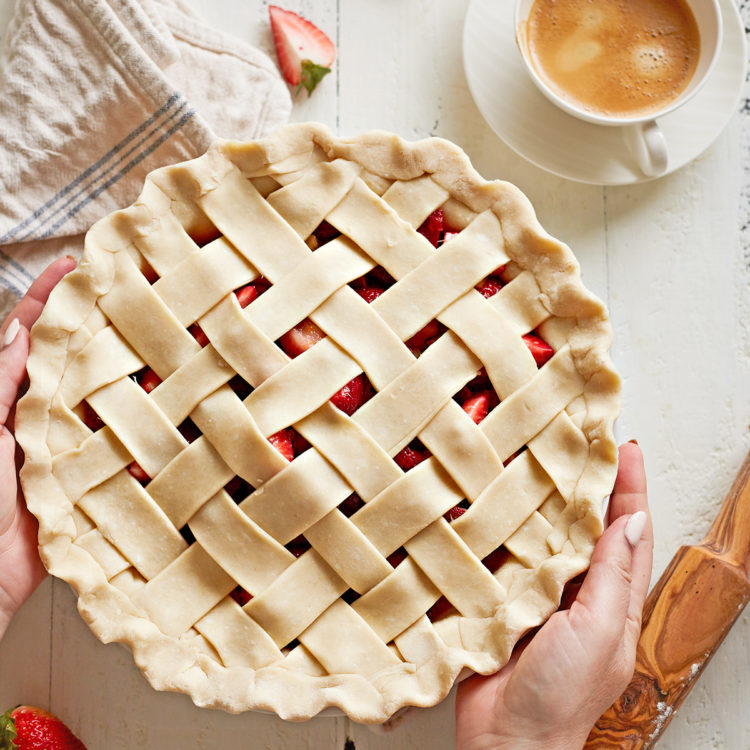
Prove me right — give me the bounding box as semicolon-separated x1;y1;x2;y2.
463;0;747;185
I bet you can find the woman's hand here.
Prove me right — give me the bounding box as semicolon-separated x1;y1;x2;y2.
455;442;652;750
0;257;77;640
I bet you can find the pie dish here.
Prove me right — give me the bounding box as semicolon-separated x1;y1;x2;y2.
17;122;621;723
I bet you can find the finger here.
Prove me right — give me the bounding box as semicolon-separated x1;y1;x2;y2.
607;442;649;523
0;427;19;535
0;324;30;427
0;256;76;337
572;514;635;640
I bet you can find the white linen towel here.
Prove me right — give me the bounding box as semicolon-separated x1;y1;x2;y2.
0;0;291;318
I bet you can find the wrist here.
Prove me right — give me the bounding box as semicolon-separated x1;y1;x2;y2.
485;724;590;750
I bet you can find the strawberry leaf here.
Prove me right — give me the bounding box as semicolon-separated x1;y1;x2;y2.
298;60;331;95
0;710;18;750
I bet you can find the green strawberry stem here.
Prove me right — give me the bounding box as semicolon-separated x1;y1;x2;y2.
298;60;331;95
0;709;18;750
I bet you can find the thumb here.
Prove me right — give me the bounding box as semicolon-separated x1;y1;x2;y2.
572;511;647;643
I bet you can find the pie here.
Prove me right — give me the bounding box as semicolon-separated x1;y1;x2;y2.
16;122;621;723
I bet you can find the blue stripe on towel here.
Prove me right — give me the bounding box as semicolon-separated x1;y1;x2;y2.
0;93;188;244
39;107;196;239
0;248;35;286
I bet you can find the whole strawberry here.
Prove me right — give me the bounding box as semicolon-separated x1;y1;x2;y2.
0;706;86;750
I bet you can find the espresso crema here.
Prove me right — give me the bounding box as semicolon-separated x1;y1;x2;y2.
525;0;700;118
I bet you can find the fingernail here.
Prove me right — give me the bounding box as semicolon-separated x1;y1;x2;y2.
625;511;647;547
628;439;639;445
2;318;20;349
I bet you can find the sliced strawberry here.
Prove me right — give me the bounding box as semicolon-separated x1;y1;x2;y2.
291;428;311;456
482;546;512;573
278;318;325;358
355;284;385;304
287;536;311;557
330;374;365;416
444;505;466;522
367;265;397;288
230;586;253;607
387;547;408;568
476;275;504;299
406;319;440;352
127;461;150;484
268;429;294;462
338;493;365;517
418;209;444;247
523;333;554;367
426;595;454;622
462;391;492;424
138;367;162;393
312;220;340;246
189;322;209;348
269;5;335;95
81;401;104;431
235;284;259;309
394;442;430;471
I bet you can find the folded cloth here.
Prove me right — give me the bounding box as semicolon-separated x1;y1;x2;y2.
0;0;291;318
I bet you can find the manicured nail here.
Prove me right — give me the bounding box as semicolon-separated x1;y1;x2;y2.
2;318;20;349
628;439;639;445
625;511;647;547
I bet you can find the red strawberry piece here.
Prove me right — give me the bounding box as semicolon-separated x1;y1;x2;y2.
466;367;490;391
330;374;365;415
492;264;507;277
269;5;335;95
188;323;209;348
338;493;365;517
417;209;444;247
234;284;259;309
287;536;311;557
230;586;253;607
138;368;162;393
354;284;385;304
523;333;554;367
0;705;87;750
80;401;104;431
462;390;492;424
443;505;466;522
387;547;408;568
268;429;295;462
394;443;430;471
367;265;396;288
475;275;504;299
127;461;150;484
177;419;201;444
312;220;340;246
278;318;325;358
290;428;311;456
405;319;440;352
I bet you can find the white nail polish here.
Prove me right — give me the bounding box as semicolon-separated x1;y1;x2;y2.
2;318;20;349
625;510;647;547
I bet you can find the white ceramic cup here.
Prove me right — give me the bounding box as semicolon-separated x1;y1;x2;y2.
515;0;723;177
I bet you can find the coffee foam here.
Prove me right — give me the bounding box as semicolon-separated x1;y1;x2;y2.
525;0;700;118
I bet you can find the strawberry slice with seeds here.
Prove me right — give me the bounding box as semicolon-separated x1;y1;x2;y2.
394;443;430;471
269;5;335;95
444;505;466;522
418;209;444;247
523;333;554;367
279;318;325;358
355;284;385;304
406;319;440;352
476;275;504;299
138;368;162;393
462;391;492;424
235;284;259;309
330;374;365;416
268;429;294;462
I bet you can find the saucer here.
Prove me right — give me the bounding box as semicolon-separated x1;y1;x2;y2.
462;0;747;185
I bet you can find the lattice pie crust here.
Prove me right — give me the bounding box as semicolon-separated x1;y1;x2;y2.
17;123;620;723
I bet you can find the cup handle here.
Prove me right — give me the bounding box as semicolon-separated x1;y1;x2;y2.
626;120;668;177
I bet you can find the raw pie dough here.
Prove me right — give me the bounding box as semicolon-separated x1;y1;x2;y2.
17;122;620;723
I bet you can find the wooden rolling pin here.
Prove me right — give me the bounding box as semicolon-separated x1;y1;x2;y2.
584;452;750;749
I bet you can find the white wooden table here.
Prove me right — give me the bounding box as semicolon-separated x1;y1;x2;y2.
1;1;749;748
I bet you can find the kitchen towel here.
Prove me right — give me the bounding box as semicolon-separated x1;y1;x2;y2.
0;0;291;318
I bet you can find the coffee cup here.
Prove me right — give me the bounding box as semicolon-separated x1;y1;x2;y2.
515;0;722;177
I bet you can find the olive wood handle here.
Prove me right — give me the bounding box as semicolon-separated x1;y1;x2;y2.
584;452;750;749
